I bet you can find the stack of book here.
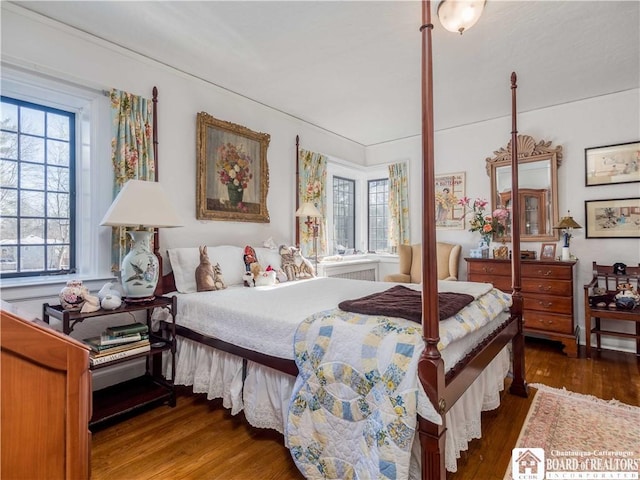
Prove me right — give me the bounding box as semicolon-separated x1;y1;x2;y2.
83;322;151;366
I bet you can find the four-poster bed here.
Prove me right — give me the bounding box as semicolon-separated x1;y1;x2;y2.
157;2;528;478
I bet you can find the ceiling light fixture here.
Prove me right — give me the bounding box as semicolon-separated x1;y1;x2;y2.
437;0;486;34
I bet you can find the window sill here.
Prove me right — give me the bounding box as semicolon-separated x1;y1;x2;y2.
1;274;116;302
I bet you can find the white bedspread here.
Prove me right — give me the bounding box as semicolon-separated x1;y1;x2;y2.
172;277;507;362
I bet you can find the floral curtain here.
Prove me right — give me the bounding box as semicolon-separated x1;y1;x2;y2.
298;148;327;258
388;162;410;252
109;89;156;271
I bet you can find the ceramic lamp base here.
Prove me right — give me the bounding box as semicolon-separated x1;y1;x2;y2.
120;230;158;302
561;246;571;261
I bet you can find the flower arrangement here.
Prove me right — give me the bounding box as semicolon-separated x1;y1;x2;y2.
216;142;252;190
458;197;509;243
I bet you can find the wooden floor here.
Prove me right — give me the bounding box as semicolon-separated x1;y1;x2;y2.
91;338;640;480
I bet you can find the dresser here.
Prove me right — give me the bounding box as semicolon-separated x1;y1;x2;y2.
466;258;578;357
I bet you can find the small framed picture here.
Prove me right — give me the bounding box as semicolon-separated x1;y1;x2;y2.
493;245;509;259
540;243;557;260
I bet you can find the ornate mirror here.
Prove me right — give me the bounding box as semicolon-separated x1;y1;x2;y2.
486;135;562;242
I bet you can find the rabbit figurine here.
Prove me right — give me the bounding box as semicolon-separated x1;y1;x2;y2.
195;246;225;292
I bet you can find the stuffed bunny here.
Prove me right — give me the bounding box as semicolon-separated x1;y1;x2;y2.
195;246;225;292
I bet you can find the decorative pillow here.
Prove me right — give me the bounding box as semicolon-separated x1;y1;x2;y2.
195;246;226;292
168;245;244;293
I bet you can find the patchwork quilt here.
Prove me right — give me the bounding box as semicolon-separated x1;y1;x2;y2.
287;309;424;480
285;287;512;479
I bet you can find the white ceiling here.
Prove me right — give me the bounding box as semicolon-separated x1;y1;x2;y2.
11;1;640;146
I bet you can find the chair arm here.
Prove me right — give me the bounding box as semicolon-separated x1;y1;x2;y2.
441;275;457;281
583;276;598;292
383;273;411;283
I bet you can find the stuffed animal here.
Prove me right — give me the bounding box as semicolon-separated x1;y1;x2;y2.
279;245;298;282
254;270;277;286
243;271;255;287
195;246;226;292
293;248;315;278
81;293;101;313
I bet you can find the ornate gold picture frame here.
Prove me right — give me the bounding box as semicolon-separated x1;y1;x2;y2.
196;112;270;222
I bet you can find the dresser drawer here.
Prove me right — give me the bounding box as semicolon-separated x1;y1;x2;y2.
522;263;573;280
523;293;572;315
467;261;511;278
524;310;573;334
522;278;572;296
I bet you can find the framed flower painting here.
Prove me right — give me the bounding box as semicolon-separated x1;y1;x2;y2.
196;112;270;222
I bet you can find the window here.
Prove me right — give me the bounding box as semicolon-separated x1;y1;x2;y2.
368;178;389;252
332;176;355;252
1;97;75;277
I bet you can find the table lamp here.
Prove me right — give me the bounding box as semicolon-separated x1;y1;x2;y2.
296;202;322;268
553;211;582;261
100;179;182;302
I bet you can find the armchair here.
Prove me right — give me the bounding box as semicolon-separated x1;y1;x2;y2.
383;242;461;283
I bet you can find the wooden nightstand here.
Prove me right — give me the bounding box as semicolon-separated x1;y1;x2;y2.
466;258;578;357
43;296;177;428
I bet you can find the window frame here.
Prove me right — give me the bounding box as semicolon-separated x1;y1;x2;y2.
1;95;77;278
367;177;389;253
325;159;391;256
331;175;356;253
0;66;113;299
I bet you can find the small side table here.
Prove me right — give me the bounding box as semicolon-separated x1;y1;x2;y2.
43;296;177;428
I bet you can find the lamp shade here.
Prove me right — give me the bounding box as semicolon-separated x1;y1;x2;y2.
295;202;322;218
553;212;582;230
437;0;486;34
100;179;183;228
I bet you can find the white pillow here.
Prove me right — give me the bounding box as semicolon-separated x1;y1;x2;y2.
254;247;282;271
167;245;245;293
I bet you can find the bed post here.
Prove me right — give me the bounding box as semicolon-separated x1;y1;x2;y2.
151;86;165;298
416;1;447;478
507;73;528;398
295;135;301;248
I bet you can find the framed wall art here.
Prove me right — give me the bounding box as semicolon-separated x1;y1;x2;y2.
585;197;640;239
540;243;557;260
585;141;640;187
196;112;270;222
435;171;465;230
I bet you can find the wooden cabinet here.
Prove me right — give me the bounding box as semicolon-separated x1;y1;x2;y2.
466;258;578;357
1;309;91;479
43;296;176;428
499;188;548;237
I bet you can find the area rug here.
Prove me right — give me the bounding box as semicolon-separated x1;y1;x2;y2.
504;384;640;480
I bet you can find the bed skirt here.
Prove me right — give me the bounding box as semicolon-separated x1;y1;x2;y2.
171;337;510;474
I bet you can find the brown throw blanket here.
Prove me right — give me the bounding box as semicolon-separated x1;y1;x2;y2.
338;285;475;324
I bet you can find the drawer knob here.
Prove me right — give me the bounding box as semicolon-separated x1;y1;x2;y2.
537;284;552;291
537;270;552;276
482;267;495;273
538;301;553;308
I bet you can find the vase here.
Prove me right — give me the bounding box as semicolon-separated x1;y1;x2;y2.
121;230;158;301
59;280;89;311
479;235;491;258
227;184;244;206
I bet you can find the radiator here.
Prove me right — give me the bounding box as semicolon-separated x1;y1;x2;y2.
326;268;376;282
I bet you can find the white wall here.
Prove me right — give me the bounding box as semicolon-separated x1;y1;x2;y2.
1;5;366;261
367;88;640;352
